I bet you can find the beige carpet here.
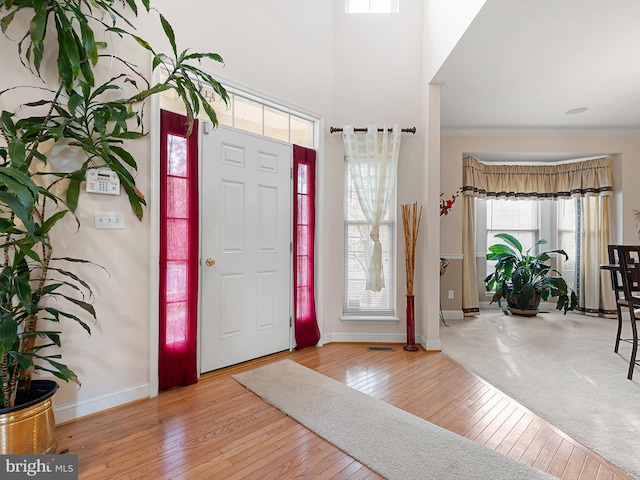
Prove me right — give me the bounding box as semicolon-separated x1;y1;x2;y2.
440;310;640;480
233;359;555;480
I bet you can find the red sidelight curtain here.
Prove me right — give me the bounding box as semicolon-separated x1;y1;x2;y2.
159;110;199;389
293;145;321;349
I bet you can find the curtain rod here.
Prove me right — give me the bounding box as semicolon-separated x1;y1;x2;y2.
330;126;416;134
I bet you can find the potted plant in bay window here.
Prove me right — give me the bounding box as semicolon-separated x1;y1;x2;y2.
0;0;227;453
484;233;578;316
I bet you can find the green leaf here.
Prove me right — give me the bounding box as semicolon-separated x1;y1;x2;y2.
159;13;177;56
22;99;50;107
119;180;145;220
29;0;49;73
44;307;91;335
0;10;15;34
35;210;67;236
54;14;73;88
79;17;98;66
0;317;18;354
53;5;81;88
493;233;523;254
0;191;34;234
0;218;15;233
7;139;26;167
106;158;135;184
124;0;138;15
107;26;154;53
79;58;95;87
14;276;33;313
0;166;40;205
54;293;96;318
11;352;35;371
110;145;137;169
68;91;84;116
487;243;517;257
89;75;125;100
44;359;78;383
16;243;43;264
0;111;16;136
66;177;81;212
182;51;224;64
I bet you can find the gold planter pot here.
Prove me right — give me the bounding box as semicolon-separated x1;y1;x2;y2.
0;380;59;454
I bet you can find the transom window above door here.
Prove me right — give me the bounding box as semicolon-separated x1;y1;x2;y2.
159;70;315;148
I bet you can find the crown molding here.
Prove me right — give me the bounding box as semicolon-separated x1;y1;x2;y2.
440;128;640;137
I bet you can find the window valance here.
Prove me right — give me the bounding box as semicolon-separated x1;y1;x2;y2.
462;156;613;199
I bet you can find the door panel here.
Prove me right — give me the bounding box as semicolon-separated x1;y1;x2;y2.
200;126;291;372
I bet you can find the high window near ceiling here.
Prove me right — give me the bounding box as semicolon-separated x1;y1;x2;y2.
346;0;399;13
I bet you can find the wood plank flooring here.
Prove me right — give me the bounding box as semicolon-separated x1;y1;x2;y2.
55;344;633;479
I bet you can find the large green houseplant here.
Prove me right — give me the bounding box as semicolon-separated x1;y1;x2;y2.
484;233;578;316
0;0;226;417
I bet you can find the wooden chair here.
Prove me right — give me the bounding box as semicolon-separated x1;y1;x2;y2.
615;245;640;379
607;245;626;352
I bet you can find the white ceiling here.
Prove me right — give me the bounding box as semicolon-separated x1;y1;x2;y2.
433;0;640;132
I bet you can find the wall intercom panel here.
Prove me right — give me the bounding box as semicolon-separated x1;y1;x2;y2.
86;168;121;195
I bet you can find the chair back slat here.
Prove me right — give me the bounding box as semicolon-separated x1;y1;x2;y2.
616;245;640;304
607;245;624;298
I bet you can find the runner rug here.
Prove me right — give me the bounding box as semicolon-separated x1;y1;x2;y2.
232;359;554;480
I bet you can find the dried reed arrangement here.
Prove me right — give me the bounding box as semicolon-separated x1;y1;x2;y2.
401;202;423;296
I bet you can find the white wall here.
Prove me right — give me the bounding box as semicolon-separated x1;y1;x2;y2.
423;0;487;82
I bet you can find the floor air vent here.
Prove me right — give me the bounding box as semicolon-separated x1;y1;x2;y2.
366;346;395;352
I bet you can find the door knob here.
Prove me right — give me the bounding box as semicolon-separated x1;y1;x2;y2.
205;258;216;267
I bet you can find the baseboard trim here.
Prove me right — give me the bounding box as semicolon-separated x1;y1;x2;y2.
418;334;442;352
322;332;407;344
442;310;464;320
55;383;150;424
322;332;442;352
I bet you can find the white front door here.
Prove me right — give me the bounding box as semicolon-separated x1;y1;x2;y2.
200;126;292;372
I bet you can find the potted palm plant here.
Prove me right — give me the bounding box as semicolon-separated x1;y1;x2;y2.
484;233;578;316
0;0;227;453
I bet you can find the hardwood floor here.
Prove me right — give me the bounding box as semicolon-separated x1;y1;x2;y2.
56;344;633;479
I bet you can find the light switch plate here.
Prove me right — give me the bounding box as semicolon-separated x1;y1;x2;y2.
95;212;124;230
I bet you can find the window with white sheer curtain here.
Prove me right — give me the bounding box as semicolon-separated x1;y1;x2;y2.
341;125;401;323
342;126;400;296
343;164;396;317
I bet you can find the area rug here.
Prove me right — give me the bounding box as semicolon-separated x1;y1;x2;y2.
233;359;555;480
440;311;640;480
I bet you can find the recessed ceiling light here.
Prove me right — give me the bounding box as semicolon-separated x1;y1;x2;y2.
565;107;589;115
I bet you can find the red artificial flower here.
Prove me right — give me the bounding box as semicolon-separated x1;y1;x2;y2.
440;188;461;216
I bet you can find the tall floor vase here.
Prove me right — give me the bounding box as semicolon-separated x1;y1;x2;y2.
401;202;422;352
404;294;418;351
